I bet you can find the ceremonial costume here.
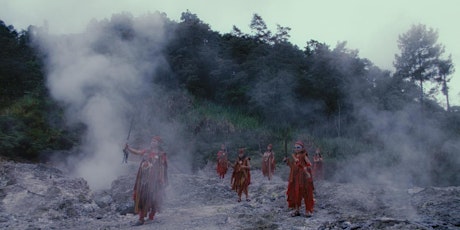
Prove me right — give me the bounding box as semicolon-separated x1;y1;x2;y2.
125;135;167;225
216;147;228;179
262;144;275;180
231;148;251;202
313;153;324;180
285;141;314;217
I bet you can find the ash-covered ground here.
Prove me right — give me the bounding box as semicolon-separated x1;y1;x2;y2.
0;159;459;230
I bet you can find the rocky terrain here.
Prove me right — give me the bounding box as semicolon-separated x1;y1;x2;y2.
0;159;459;230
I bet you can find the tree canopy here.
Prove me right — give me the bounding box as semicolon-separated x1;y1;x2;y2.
394;24;454;109
0;13;459;185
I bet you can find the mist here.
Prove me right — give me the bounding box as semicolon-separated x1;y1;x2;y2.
29;9;460;192
332;69;460;188
34;12;189;190
247;42;460;188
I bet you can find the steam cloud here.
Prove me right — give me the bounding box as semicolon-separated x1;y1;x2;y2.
35;12;181;190
333;84;460;188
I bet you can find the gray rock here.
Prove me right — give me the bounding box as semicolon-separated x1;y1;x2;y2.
0;160;459;229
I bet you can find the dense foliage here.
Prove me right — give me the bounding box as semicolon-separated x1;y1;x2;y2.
0;12;459;185
0;21;78;160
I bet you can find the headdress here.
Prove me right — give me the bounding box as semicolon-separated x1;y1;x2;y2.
295;140;304;147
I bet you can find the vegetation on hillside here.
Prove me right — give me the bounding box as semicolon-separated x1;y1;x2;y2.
0;11;459;185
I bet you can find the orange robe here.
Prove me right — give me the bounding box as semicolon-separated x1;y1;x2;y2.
261;150;275;179
286;151;314;213
231;156;251;197
216;150;228;179
133;150;168;219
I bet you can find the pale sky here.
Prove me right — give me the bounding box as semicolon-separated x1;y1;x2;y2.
1;0;459;106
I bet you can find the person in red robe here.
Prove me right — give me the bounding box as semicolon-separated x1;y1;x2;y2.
284;140;314;217
124;135;168;226
313;147;324;180
231;148;251;202
261;144;275;180
216;144;229;179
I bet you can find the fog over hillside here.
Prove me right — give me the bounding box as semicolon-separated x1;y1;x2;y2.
30;12;460;193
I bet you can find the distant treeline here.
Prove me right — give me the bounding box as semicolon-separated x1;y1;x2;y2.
0;11;459;185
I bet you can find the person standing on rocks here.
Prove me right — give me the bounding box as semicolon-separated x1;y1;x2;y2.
284;140;314;217
261;144;275;180
216;143;229;179
124;135;168;226
231;148;251;202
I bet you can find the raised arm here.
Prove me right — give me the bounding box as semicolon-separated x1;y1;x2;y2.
124;144;144;156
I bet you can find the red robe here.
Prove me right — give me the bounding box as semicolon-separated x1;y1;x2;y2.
231;155;251;197
313;156;324;180
261;150;275;179
286;150;314;213
216;150;228;179
133;150;168;219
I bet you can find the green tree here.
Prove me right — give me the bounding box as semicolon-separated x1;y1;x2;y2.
394;24;445;108
435;56;455;112
0;21;44;108
272;24;291;44
166;10;220;99
249;14;271;44
231;25;245;38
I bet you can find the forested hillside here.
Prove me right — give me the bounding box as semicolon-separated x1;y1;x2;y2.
1;11;459;187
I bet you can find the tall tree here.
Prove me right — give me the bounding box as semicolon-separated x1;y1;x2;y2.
435;56;455;111
394;24;445;108
231;25;244;38
249;14;271;44
272;24;291;44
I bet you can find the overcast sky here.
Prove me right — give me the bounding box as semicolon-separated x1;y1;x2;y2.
2;0;459;106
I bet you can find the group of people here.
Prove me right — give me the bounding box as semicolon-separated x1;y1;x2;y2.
216;141;323;218
123;136;323;225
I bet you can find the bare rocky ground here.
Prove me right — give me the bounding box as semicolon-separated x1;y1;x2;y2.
1;159;459;230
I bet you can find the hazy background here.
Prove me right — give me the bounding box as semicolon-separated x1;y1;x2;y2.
1;0;459;106
1;1;459;190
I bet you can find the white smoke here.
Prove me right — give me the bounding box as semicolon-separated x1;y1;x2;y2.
35;12;172;190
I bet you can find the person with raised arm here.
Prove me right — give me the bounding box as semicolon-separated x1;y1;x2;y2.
124;135;168;226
